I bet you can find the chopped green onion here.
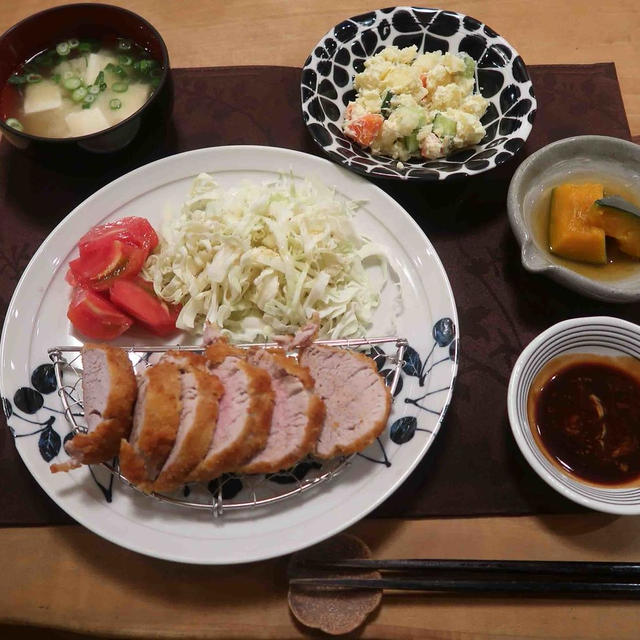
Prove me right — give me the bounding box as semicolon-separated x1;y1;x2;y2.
82;103;91;109
56;41;70;56
52;73;61;84
150;77;161;89
88;84;100;95
109;98;122;110
26;73;42;84
83;94;96;104
63;70;74;80
68;38;79;49
77;41;92;53
100;82;107;91
105;63;126;77
5;118;23;131
63;76;82;90
94;70;104;86
117;38;132;51
71;86;88;102
7;74;26;85
137;59;155;74
118;54;133;66
112;81;128;93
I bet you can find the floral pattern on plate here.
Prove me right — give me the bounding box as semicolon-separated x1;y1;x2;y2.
0;146;458;563
4;316;456;511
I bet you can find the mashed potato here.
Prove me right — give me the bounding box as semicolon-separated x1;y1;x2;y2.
342;46;489;161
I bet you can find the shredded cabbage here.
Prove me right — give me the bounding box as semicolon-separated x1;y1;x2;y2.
142;173;393;342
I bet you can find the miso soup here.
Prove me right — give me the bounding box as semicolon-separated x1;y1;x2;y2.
0;36;163;138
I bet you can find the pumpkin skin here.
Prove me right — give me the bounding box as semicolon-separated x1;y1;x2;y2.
600;206;640;259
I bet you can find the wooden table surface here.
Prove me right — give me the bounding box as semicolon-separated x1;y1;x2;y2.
2;1;640;638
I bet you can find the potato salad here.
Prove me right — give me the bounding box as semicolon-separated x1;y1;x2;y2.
342;45;489;161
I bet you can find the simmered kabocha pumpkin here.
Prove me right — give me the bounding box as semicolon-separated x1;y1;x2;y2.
548;183;606;264
599;205;640;259
548;183;640;264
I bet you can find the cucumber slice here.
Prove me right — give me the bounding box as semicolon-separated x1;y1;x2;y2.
460;53;475;79
404;132;420;154
433;113;457;138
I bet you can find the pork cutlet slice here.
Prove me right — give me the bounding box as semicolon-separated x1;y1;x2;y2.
51;343;136;472
239;348;325;474
299;344;391;458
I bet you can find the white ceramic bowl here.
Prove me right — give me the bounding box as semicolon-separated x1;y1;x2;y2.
508;316;640;515
507;135;640;303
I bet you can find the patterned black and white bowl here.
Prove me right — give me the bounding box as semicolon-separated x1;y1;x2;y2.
301;6;536;181
508;317;640;515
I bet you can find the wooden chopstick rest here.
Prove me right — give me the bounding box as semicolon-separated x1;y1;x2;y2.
287;533;381;636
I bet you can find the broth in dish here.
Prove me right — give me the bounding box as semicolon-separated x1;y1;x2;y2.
530;176;640;281
0;36;163;138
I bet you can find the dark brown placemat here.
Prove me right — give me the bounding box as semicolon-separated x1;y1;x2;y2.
0;63;636;526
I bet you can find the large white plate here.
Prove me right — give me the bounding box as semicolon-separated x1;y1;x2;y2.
1;146;458;564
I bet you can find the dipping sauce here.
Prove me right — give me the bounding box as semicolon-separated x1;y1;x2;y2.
528;353;640;486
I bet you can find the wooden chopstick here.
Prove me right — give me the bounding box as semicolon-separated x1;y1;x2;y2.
289;576;640;596
290;559;640;596
303;558;640;577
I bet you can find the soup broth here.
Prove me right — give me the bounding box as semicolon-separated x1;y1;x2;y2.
0;36;163;138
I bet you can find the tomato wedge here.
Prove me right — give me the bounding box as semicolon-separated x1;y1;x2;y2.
78;217;158;253
65;268;79;287
69;238;147;291
109;277;180;336
67;287;134;340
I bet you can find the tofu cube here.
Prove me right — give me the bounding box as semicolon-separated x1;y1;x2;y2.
65;107;110;137
23;81;62;114
84;52;117;86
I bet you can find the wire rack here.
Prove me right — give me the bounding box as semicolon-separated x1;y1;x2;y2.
48;337;407;518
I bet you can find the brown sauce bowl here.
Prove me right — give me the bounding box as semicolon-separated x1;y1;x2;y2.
508;316;640;514
0;3;172;155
